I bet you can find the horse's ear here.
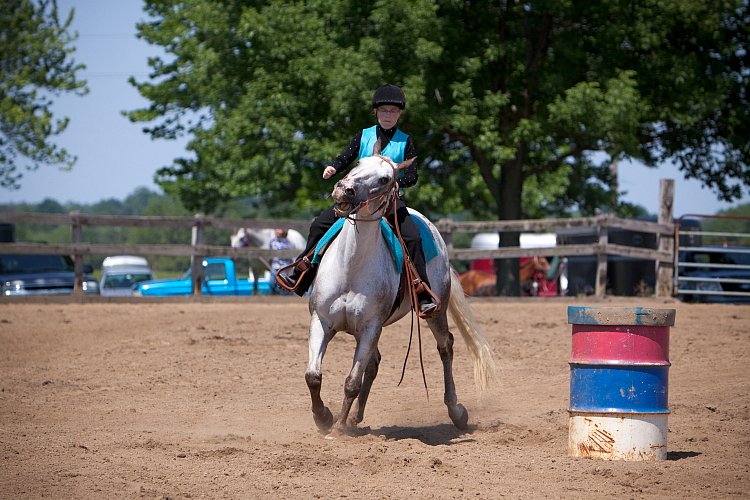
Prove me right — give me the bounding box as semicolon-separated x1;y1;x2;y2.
397;156;416;170
373;139;382;156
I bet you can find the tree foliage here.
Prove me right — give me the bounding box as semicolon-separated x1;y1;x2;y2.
0;0;88;189
128;1;748;221
703;202;750;245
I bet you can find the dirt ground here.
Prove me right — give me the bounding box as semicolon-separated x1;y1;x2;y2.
1;296;748;499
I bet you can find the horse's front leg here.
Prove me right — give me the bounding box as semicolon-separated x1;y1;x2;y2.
348;348;380;427
332;327;381;435
306;312;335;432
427;315;469;430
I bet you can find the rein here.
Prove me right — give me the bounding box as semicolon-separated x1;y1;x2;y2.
369;155;431;399
391;179;430;400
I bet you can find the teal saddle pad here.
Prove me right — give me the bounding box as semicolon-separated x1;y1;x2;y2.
312;216;438;271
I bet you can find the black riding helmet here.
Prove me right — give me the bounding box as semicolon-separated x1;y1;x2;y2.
372;84;406;110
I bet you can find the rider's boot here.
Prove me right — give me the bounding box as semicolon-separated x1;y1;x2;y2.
277;271;296;289
276;256;314;297
417;283;438;317
411;251;438;318
276;264;301;289
277;207;337;296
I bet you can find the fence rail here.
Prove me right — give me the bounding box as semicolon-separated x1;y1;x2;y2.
1;210;675;299
675;215;750;302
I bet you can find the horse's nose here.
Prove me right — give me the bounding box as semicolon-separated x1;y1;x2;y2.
334;180;356;198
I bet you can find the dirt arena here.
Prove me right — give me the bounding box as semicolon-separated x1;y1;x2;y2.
1;296;748;499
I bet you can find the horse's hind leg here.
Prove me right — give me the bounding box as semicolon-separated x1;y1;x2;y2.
348;348;380;427
306;313;334;432
427;314;469;430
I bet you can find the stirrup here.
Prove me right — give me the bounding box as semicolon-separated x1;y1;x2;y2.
418;298;438;317
275;256;312;292
277;272;297;289
413;279;441;319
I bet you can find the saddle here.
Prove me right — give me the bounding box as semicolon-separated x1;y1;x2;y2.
277;217;442;318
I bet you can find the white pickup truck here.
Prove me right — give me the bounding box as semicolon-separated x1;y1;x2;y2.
99;255;154;297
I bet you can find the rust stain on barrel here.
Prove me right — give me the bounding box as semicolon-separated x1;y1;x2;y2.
579;429;616;455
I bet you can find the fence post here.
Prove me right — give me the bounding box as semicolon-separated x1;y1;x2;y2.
191;214;204;296
438;218;454;253
70;211;83;296
595;217;608;297
656;179;675;297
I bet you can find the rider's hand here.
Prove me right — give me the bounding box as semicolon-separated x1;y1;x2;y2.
322;166;336;179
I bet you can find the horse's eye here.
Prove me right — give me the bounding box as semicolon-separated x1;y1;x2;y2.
380;176;390;185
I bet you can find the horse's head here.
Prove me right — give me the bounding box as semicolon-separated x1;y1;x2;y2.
230;228;249;248
230;228;275;248
332;155;399;218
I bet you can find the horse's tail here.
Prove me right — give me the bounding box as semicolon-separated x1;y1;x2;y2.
447;269;497;393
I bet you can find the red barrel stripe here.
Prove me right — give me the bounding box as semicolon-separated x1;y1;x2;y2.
571;324;670;363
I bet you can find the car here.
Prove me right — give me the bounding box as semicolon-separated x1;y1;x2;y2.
134;257;271;296
677;246;750;303
101;255;149;269
99;255;154;297
0;253;99;296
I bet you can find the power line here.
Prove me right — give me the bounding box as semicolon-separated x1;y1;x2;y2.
81;72;151;78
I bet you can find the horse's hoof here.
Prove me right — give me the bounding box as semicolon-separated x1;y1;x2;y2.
328;420;366;438
314;407;334;432
327;424;350;438
347;413;362;427
448;403;469;430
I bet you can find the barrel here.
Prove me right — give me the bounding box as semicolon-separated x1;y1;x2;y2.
567;306;675;460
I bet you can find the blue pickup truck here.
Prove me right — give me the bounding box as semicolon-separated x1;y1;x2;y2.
134;257;272;296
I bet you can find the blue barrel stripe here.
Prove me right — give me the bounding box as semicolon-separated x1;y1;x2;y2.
569;364;669;414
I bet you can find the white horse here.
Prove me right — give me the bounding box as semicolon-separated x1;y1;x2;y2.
230;227;306;250
306;155;496;436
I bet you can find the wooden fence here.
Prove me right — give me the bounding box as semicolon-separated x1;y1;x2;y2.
0;181;676;298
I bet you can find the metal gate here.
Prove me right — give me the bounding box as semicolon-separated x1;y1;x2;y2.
675;214;750;303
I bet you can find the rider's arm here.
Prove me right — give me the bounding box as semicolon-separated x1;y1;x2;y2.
328;131;363;176
397;137;418;187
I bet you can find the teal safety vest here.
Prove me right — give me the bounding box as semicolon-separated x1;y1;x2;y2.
358;125;408;163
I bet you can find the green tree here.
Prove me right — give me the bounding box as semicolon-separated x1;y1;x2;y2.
128;0;749;293
0;0;88;189
702;203;750;245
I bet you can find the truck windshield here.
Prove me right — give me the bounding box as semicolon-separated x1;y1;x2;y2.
102;272;153;289
0;254;74;274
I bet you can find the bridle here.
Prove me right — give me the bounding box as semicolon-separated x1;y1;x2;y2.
333;155;400;222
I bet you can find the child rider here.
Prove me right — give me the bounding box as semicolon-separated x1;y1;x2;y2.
277;84;438;316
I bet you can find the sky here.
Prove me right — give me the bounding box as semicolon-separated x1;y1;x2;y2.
3;0;747;219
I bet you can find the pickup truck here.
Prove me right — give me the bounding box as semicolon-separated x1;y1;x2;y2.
1;253;99;296
99;255;155;297
134;257;272;296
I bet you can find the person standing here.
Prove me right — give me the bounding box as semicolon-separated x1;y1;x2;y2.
269;228;294;295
